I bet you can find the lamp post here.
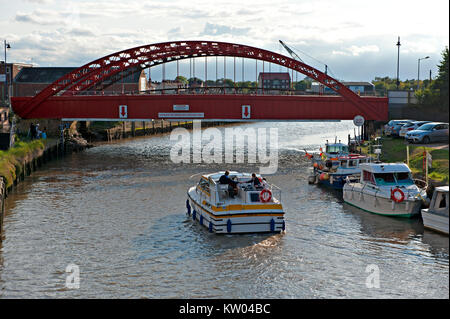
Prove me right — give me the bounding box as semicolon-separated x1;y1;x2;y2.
4;40;11;105
396;36;401;90
417;56;429;90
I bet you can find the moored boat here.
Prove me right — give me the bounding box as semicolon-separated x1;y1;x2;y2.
421;186;449;235
342;163;427;217
186;171;285;234
307;141;370;189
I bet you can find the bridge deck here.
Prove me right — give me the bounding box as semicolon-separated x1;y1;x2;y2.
12;94;388;121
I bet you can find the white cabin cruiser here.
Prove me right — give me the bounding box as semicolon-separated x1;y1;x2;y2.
343;163;427;217
186;171;285;234
421;186;449;235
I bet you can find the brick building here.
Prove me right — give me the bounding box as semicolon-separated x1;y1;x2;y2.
0;62;33;103
258;72;291;90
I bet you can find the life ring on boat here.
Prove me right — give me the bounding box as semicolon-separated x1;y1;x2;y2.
391;188;405;203
260;189;272;202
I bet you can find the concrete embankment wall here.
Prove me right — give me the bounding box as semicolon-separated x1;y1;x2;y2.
89;120;226;142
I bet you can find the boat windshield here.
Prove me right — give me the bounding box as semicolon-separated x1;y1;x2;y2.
395;172;414;184
373;172;414;185
326;145;348;154
374;173;396;185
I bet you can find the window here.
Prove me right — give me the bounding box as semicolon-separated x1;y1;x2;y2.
363;170;375;184
438;194;447;208
417;123;434;131
374;173;395;185
395;172;413;184
340;160;347;168
198;178;210;193
348;160;358;167
250;193;260;202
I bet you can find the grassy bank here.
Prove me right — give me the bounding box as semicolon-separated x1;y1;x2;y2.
0;139;46;188
365;137;449;184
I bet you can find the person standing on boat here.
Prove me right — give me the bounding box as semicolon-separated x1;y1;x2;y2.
219;171;238;198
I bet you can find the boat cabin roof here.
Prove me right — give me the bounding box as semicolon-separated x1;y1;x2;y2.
359;163;411;174
435;186;449;193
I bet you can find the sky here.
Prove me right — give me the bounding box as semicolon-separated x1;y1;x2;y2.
0;0;448;82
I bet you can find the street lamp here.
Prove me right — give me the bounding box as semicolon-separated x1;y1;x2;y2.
396;36;401;90
4;40;11;105
417;56;430;90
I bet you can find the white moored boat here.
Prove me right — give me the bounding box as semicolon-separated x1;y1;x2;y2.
343;163;427;218
421;186;449;235
186;171;285;234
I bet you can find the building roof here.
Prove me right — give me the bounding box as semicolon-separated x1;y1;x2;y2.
258;72;291;81
14;67;143;83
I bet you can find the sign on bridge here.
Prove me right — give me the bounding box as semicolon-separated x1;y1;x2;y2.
119;105;128;118
242;105;251;119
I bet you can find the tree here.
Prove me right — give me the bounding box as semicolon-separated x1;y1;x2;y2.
175;76;188;85
415;47;449;110
432;47;449;110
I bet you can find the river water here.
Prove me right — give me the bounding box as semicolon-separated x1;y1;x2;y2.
0;121;448;298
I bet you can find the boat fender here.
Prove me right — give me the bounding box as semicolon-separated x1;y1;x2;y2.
227;219;232;233
192;210;196;221
209;221;213;233
200;214;203;225
260;189;272;202
186;200;191;216
270;218;275;232
282;220;286;231
391;188;405;203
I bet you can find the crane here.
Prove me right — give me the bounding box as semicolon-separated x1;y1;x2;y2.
279;40;304;63
279;40;328;75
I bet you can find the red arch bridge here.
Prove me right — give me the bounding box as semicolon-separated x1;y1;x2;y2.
11;40;388;122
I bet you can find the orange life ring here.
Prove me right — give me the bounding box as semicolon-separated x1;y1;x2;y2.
260;189;272;202
391;188;405;203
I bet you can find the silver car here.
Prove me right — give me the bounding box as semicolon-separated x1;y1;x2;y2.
405;122;449;144
399;121;431;137
384;120;413;136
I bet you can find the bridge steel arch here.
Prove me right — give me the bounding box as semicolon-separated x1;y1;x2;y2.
14;40;385;120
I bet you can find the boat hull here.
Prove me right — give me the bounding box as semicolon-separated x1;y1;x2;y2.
187;192;285;234
343;187;422;218
421;209;449;235
317;174;347;190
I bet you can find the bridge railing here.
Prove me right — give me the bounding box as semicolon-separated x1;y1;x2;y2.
60;86;380;97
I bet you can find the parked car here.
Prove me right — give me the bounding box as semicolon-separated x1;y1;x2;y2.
384;119;414;137
399;121;432;137
405;122;449;144
384;120;407;136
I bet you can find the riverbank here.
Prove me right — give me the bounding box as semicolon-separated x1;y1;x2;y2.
363;136;449;186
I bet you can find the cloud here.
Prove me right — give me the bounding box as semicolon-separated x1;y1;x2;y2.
23;0;54;3
201;22;250;36
332;45;380;56
15;8;80;27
